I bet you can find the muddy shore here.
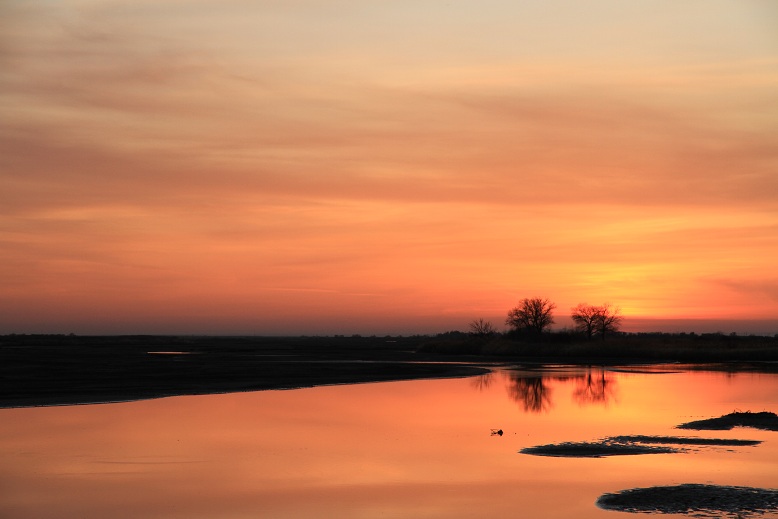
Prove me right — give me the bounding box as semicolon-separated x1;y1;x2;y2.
0;335;492;408
3;334;777;408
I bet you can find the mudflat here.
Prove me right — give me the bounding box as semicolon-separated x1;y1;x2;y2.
597;484;778;517
0;335;489;408
677;411;778;431
521;435;762;458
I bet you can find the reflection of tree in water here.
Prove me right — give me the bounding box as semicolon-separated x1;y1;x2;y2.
471;372;494;391
572;369;617;406
502;369;617;413
506;374;552;413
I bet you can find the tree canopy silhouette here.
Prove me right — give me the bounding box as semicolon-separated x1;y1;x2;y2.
572;303;623;339
506;297;556;335
571;303;600;339
595;303;623;339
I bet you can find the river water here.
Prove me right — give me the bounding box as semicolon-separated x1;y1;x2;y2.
1;365;777;518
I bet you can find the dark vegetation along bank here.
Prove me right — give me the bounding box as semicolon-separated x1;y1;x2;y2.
428;296;778;362
419;329;778;363
2;331;778;408
0;334;487;408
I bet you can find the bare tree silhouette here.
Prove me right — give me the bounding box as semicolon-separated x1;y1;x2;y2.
596;303;623;339
469;318;496;337
506;297;556;335
572;303;623;340
571;303;600;339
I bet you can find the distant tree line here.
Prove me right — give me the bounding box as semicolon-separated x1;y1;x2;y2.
469;297;623;340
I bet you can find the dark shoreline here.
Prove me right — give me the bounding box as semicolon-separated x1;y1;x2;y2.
0;335;494;408
2;334;777;408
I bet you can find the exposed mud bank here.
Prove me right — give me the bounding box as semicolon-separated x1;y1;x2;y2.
597;484;778;517
677;411;778;431
521;435;760;458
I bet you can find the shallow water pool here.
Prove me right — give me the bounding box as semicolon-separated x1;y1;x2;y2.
1;365;777;518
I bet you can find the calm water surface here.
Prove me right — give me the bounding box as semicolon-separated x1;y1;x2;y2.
2;365;777;518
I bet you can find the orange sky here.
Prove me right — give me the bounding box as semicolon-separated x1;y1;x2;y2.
1;1;777;335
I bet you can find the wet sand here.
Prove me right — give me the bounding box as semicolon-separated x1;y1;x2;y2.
0;335;491;407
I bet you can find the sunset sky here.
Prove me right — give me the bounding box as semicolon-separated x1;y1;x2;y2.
2;0;777;335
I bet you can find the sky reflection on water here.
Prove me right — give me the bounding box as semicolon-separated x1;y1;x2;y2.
1;366;777;518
